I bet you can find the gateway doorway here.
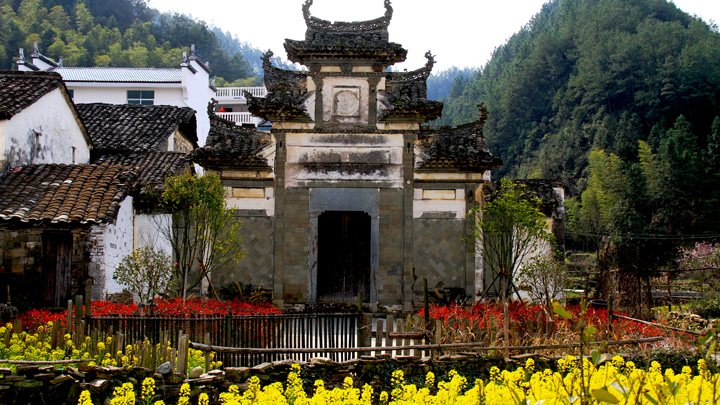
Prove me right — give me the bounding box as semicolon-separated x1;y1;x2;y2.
317;211;370;302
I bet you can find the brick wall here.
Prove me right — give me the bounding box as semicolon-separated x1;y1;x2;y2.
283;188;310;302
413;219;467;297
377;189;404;304
212;215;274;290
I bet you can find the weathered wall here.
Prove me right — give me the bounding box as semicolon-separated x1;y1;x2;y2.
89;196;134;298
411;185;475;300
283;188;310;302
1;88;89;171
377;188;404;304
285;133;404;188
413;219;467;294
0;228;90;306
133;213;171;255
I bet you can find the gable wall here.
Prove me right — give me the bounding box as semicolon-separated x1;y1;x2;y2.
2;88;90;171
88;196;134;299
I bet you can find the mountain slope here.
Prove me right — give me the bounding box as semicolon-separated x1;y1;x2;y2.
437;0;720;191
0;0;256;81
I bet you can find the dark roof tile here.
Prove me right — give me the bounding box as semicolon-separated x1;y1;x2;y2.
95;151;190;190
192;110;270;169
76;103;197;152
419;113;503;172
0;164;135;225
0;70;64;119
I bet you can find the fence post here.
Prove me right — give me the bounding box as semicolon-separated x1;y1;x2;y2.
177;334;189;376
224;313;232;347
386;315;395;358
423;278;429;343
375;319;384;356
66;300;73;337
74;295;83;345
434;319;442;359
204;333;211;372
358;313;372;349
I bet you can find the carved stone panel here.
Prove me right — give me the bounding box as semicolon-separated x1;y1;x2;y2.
333;87;360;117
321;77;369;126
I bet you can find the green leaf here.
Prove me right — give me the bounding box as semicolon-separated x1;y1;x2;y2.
591;349;599;365
699;331;714;345
585;325;598;337
706;341;716;359
643;393;659;405
591;388;620;404
553;301;573;320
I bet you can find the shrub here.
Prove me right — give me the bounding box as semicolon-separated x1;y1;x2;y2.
113;246;172;304
519;253;569;307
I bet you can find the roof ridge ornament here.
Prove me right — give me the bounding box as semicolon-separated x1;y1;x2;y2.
302;0;393;32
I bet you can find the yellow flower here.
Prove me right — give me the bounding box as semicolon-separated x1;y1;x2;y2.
77;390;92;405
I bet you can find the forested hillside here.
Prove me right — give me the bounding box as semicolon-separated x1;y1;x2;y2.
438;0;720;192
426;66;477;100
0;0;259;82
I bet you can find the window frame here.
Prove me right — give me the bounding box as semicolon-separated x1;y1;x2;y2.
127;90;155;105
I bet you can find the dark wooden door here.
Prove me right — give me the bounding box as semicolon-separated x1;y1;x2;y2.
317;211;370;302
42;232;73;307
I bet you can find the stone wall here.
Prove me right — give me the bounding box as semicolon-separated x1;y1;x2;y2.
283;188;310;302
377;189;404;304
0;228;90;308
0;355;548;405
413;218;467;297
212;213;274;290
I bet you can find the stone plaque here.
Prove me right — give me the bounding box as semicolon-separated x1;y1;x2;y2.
332;86;360;117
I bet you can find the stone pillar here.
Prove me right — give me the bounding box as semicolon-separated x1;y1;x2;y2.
402;132;415;308
272;131;287;307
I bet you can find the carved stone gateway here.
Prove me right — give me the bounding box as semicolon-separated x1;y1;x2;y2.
194;0;503;307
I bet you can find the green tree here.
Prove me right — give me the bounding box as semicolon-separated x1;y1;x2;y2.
471;178;553;300
48;5;71;32
113;246;172;304
75;2;93;34
158;172;244;300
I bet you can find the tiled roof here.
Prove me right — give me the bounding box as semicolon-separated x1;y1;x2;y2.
0;70;63;119
192;112;270;169
76;103;197;152
0;164;135;225
52;67;182;83
94;151;190;190
418;119;503;172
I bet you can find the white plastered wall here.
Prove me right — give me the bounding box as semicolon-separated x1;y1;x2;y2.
93;196;135;296
2;88;89;170
134;213;172;257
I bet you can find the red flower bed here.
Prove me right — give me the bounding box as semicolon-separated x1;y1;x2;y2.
419;301;666;340
17;299;280;332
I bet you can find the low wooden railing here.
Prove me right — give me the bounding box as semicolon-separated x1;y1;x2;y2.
87;313;357;367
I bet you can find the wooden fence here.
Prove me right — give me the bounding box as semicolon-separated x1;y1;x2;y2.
87;313;358;367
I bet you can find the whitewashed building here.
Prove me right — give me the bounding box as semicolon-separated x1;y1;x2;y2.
16;44;215;147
